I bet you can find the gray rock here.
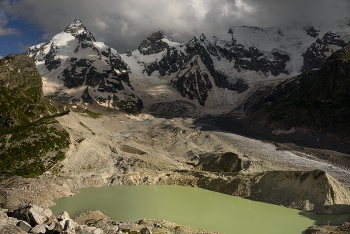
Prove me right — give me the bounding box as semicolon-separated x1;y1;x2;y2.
0;210;8;220
63;219;79;232
29;205;52;225
47;221;56;231
93;228;104;234
51;222;64;233
30;224;47;234
10;203;52;226
57;211;70;221
0;224;27;234
6;217;19;226
141;226;153;234
17;220;32;232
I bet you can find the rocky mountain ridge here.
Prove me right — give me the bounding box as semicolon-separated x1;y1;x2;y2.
122;17;350;111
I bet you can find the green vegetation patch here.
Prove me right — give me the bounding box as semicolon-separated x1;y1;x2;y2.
0;112;70;178
84;109;102;119
120;145;147;155
79;122;96;135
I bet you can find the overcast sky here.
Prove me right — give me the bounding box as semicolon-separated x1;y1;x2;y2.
0;0;349;57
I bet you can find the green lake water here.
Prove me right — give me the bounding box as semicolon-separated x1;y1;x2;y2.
51;185;350;234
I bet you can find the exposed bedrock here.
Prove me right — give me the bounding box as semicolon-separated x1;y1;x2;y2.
112;168;350;214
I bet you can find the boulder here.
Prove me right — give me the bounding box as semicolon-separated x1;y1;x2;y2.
141;226;153;234
9;203;52;226
0;209;8;220
47;222;63;234
0;225;27;234
61;219;79;233
56;211;70;221
17;220;32;232
92;228;104;234
30;224;47;234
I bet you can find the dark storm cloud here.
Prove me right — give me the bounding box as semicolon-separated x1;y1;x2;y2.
6;0;350;52
243;0;350;26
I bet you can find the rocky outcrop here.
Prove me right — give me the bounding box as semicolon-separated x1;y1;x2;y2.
0;54;47;127
138;31;170;55
302;32;347;72
171;55;213;106
304;26;320;38
197;152;242;173
250;170;350;213
64;19;96;42
305;218;350;234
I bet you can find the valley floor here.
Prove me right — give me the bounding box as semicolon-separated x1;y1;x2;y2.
1;107;350;233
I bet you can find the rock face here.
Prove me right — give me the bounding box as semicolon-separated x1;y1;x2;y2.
0;54;70;177
138;31;171;55
197;152;243;173
26;19;142;113
192;169;350;214
250;42;350;139
251;170;350;213
302;32;347;72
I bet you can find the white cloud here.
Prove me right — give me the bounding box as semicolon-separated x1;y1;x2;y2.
6;0;350;52
94;18;108;31
0;0;21;36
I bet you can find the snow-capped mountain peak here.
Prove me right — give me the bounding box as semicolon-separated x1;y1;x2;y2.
26;19;142;112
63;18;96;42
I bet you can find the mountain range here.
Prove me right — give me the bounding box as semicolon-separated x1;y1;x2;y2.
26;18;350;117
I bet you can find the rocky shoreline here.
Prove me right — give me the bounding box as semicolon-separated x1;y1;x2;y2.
0;203;219;234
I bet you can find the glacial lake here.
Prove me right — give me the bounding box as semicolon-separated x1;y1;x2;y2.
51;185;350;234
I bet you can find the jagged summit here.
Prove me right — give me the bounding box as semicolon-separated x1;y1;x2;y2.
138;31;179;55
64;19;96;42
